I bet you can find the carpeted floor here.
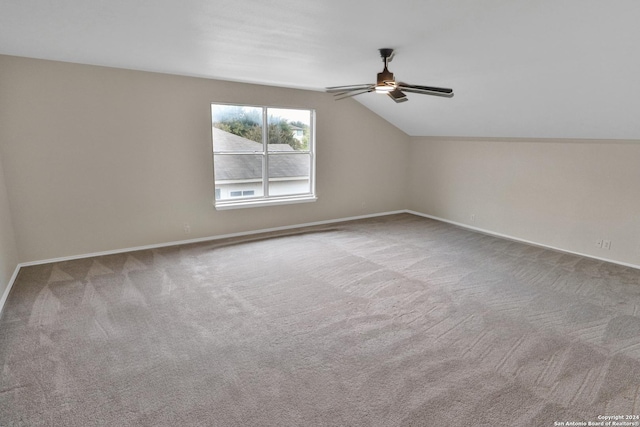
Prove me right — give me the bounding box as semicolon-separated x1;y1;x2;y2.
1;213;640;426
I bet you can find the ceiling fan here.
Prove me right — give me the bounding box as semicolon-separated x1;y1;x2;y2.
326;48;454;103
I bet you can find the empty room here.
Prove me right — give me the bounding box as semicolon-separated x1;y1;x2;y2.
1;1;640;426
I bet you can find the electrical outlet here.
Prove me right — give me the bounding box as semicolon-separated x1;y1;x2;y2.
183;223;191;234
603;239;611;250
470;214;476;223
596;239;603;248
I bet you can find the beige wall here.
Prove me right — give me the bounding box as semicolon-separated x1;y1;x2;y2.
0;150;19;298
0;55;410;262
409;137;640;266
2;54;638;269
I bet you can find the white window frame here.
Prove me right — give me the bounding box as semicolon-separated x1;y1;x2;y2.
212;103;317;210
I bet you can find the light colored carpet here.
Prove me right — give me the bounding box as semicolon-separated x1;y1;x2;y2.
1;213;640;426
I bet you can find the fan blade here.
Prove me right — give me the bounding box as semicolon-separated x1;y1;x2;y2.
398;85;454;98
334;88;373;100
387;88;408;103
331;86;374;97
398;82;453;94
326;84;373;93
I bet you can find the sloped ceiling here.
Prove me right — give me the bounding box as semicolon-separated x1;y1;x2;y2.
1;0;639;139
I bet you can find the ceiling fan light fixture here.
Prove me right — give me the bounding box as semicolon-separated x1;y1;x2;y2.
375;84;394;93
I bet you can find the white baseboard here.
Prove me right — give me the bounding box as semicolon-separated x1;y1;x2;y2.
19;210;407;268
0;264;21;318
3;208;637;317
3;210;403;316
406;210;640;271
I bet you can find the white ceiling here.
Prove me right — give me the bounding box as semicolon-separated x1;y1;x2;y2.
1;0;639;139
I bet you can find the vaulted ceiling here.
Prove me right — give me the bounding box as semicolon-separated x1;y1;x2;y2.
1;1;639;139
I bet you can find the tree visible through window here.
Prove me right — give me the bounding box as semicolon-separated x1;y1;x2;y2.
212;104;316;209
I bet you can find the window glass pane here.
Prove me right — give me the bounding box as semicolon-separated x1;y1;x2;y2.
212;105;263;153
267;108;311;152
214;154;263;201
268;153;311;196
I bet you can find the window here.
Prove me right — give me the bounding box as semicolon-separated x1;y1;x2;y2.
212;103;316;209
229;190;255;198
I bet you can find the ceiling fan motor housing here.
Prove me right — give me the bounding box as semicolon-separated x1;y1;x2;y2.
377;69;395;86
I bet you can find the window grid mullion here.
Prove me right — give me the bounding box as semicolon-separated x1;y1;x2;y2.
262;107;269;198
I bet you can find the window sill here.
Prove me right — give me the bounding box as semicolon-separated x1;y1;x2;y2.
214;195;317;210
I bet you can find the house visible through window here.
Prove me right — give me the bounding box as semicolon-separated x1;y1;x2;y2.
212;104;316;209
229;190;255;198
